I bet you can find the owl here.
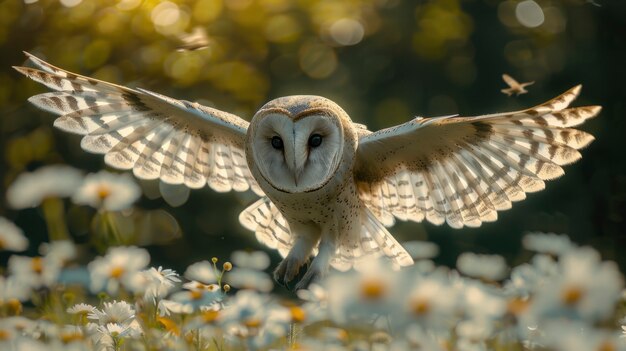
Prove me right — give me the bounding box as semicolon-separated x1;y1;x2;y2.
14;53;600;289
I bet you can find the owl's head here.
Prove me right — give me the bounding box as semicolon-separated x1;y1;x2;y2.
246;95;354;194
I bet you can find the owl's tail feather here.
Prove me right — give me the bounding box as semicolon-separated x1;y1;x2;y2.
240;197;414;272
332;207;414;271
239;197;298;259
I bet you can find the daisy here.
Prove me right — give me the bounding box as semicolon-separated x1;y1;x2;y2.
88;301;135;326
226;267;273;292
0;217;28;252
526;246;623;322
184;260;217;284
8;255;61;289
457;253;508;281
67;303;97;315
0;276;31;303
6;165;82;209
399;272;460;331
218;290;290;349
522;232;575;256
88;246;150;294
170;282;223;311
141;266;181;302
72;171;141;211
231;250;270;270
39;240;76;265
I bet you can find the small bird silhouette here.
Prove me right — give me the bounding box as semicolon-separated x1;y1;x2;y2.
501;74;534;96
176;27;210;52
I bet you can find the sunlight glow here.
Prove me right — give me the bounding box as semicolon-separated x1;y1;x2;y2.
516;0;545;28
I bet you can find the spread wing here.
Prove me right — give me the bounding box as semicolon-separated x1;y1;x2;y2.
354;86;600;229
14;52;263;196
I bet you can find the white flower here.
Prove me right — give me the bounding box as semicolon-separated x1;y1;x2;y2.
184;260;217;284
8;255;61;288
72;171;141;211
402;240;439;260
504;254;559;297
457;279;507;321
219;290;290;348
527;247;624;322
171;281;223;311
88;246;150;294
88;301;135;326
6;165;82;209
324;260;400;326
542;321;626;351
0;276;31;302
457;253;507;281
227;268;273;292
399;272;460;331
0;217;28;252
231;250;270;270
523;232;575;256
157;299;194;316
141;266;181;302
67;303;97;315
39;240;76;265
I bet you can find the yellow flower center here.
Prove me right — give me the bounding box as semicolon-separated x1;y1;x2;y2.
244;318;262;328
561;286;583;306
6;299;22;316
290;306;306;323
507;297;529;316
61;332;84;343
597;341;616;351
0;330;9;341
202;310;219;323
97;186;111;200
31;257;43;274
190;290;203;300
157;317;181;336
411;298;430;315
360;279;386;300
0;238;5;250
110;266;124;278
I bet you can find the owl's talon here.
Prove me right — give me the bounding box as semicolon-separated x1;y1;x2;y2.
294;266;321;291
274;256;307;288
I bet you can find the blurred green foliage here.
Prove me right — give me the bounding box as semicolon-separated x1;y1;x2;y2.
1;0;625;274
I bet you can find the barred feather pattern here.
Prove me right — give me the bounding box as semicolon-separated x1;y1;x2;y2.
356;85;600;229
15;53;263;196
239;198;413;271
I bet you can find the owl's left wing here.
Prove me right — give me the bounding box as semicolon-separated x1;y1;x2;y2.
354;86;600;228
14;52;263;196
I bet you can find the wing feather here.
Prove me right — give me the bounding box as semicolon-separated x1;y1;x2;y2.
355;85;600;228
15;52;263;199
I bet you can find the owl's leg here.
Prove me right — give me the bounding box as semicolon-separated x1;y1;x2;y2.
273;224;320;288
294;236;335;291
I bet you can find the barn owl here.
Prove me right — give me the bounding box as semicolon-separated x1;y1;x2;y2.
14;52;600;289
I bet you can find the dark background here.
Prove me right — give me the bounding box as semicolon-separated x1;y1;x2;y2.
0;0;625;276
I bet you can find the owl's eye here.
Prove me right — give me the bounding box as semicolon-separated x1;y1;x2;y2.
271;136;284;149
309;134;323;148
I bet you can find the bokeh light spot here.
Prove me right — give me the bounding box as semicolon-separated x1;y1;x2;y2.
60;0;82;8
117;0;141;11
516;0;544;28
298;41;338;79
152;1;180;27
264;15;301;43
329;18;364;46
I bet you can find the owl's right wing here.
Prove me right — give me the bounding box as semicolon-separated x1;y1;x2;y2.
354;86;600;228
14;52;263;196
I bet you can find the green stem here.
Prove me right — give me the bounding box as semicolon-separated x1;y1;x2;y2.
102;211;123;245
42;197;70;241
